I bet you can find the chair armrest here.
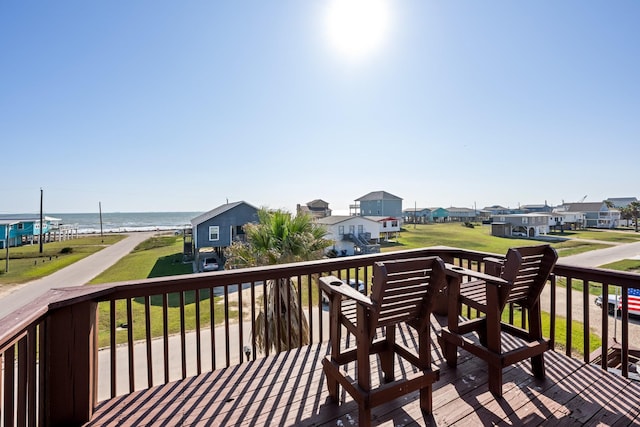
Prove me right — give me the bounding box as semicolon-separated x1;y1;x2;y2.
319;276;373;306
483;256;504;277
444;264;509;287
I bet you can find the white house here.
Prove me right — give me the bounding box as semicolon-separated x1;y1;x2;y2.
549;210;586;231
364;216;400;241
316;215;381;256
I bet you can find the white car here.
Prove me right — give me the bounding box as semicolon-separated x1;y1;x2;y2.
321;279;366;304
202;257;219;272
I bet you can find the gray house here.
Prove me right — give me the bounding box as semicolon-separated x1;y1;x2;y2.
562;202;620;228
403;207;431;224
190;201;259;263
352;191;403;218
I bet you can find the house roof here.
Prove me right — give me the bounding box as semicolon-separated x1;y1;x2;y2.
355;191;402;202
190;201;258;226
306;199;329;208
606;197;638;207
316;215;379;226
0;214;61;222
564;202;605;212
403;207;430;213
447;207;475;213
364;216;398;222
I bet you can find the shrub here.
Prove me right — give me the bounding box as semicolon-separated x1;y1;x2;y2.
60;247;73;254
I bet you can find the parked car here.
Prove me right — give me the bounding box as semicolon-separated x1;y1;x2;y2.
595;288;640;316
322;279;365;304
202;257;219;272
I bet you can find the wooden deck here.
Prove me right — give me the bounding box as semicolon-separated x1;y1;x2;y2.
87;317;640;426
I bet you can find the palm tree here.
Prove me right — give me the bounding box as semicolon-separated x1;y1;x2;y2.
621;202;640;232
226;208;331;354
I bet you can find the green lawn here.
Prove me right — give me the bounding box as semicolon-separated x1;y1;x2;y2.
0;234;125;285
549;228;640;243
382;223;608;257
88;235;237;347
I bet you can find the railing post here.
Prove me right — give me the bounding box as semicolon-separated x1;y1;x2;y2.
45;300;98;426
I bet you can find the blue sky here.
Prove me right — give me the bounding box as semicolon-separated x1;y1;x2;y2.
1;1;638;214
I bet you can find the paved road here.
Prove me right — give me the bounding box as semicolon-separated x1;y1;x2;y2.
0;232;158;320
558;239;640;267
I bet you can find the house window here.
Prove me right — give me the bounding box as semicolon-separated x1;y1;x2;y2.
522;217;528;224
338;225;344;235
383;222;387;228
349;225;355;234
18;223;24;230
392;220;398;227
358;225;364;234
208;226;220;241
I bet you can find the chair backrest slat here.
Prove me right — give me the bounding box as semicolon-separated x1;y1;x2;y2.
371;257;446;331
501;245;558;308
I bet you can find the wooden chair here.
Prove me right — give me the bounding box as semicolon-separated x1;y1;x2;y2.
319;257;447;427
438;245;558;397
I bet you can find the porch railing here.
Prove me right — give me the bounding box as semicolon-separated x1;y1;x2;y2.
1;246;639;425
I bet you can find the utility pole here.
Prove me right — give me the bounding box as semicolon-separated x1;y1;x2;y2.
5;224;9;273
99;202;104;239
39;188;44;253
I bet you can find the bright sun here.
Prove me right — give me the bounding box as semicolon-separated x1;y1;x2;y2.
324;0;391;62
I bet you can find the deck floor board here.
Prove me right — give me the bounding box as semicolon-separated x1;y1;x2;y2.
88;319;640;426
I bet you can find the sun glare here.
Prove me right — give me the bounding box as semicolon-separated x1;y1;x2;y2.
324;0;391;62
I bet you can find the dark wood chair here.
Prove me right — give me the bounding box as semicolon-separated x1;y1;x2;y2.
319;257;447;427
438;245;558;397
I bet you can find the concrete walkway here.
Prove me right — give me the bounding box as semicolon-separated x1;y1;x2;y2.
0;232;157;320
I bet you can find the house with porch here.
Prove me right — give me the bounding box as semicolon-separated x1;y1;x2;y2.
490;213;551;237
446;206;478;222
402;207;431;224
429;207;449;222
350;191;403;219
190;201;259;266
296;199;331;219
560;201;620;228
549;210;586;231
0;214;61;248
316;215;380;255
365;216;400;241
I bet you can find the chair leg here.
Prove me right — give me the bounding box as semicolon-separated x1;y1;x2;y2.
322;359;339;402
358;403;372;427
380;326;395;382
420;385;433;414
487;365;503;398
531;353;545;379
438;334;458;368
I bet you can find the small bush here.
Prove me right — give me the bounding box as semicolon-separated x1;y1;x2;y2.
60;247;73;254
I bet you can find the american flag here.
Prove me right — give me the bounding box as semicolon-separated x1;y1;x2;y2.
619;288;640;313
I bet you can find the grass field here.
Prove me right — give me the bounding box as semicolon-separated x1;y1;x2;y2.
0;234;125;285
383;222;610;257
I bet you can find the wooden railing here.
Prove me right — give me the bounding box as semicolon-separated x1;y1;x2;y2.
1;246;640;426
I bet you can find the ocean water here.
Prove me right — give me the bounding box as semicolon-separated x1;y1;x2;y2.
50;212;203;234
